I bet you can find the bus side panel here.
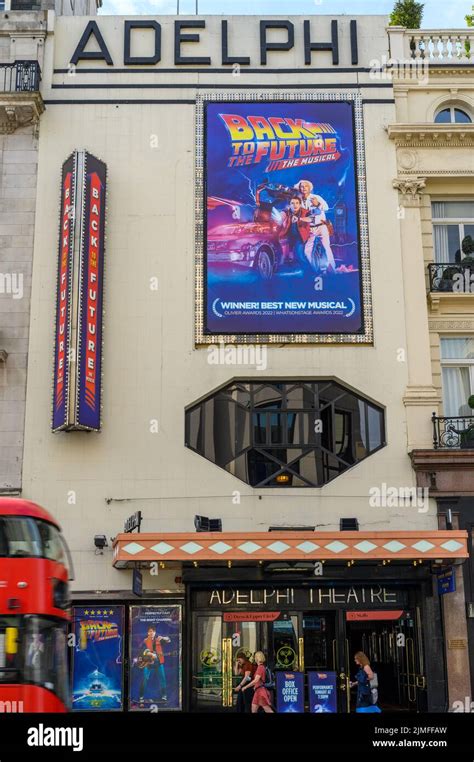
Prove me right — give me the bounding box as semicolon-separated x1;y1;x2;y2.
0;558;68;617
0;684;67;712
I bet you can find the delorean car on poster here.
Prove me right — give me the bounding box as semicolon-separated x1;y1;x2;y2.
204;99;365;337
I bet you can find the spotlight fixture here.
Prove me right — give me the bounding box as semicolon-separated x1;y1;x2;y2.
94;535;108;550
194;515;222;532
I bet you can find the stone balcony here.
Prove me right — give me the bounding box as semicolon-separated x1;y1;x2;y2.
388;27;474;67
0;60;44;132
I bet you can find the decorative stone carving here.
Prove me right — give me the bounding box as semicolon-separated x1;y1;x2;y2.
393;176;427;200
403;385;441;407
0;94;44;134
429;320;474;331
399;150;418;170
388;123;474;148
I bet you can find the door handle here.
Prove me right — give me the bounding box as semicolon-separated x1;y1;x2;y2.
298;637;304;672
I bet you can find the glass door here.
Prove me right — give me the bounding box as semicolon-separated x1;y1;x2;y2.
223;619;259;709
345;610;426;711
266;615;300;670
302;611;348;712
191;614;223;711
397;609;427;711
191;614;260;711
302;612;336;671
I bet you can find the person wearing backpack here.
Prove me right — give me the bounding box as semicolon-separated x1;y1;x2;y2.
350;651;381;714
241;651;274;713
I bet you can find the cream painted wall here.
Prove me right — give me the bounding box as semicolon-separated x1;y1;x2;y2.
21;16;438;591
404;83;474;124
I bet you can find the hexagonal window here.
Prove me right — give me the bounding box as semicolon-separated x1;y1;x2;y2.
185;380;385;488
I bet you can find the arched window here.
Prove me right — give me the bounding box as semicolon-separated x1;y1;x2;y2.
434;106;472;124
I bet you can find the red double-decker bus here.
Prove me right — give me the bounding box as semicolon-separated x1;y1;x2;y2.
0;498;72;712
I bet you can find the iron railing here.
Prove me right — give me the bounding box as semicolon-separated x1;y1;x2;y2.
0;61;41;93
432;413;474;449
428;262;474;293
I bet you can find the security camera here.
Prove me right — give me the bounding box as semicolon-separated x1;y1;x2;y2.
94;535;108;550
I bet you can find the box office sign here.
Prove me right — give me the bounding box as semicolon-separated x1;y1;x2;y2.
276;671;305;713
308;670;338;713
52;150;107;432
195;92;372;344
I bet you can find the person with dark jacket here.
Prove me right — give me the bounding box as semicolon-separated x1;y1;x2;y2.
350;651;381;713
279;196;311;269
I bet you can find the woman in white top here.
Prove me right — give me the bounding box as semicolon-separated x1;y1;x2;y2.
295;180;336;272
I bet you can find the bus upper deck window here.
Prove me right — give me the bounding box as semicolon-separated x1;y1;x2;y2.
5;518;41;557
37;522;66;564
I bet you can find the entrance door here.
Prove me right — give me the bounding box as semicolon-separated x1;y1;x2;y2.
345;610;427;711
302;611;349;713
191;611;349;711
264;614;301;671
398;608;427;711
191;614;259;711
302;612;336;672
222;619;259;709
191;614;223;711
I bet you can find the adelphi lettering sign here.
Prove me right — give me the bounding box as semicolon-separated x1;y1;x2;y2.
70;18;360;68
195;586;406;609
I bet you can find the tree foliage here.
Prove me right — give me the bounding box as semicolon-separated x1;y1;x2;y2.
389;0;424;28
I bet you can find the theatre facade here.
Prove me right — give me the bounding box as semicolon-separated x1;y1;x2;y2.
15;12;472;711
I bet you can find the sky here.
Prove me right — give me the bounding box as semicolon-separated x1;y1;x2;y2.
99;0;471;29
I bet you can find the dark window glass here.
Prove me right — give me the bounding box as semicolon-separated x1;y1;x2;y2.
0;518;41;557
185;381;385;488
368;405;384;451
434;108;452;123
35;522;66;564
23;618;69;705
435;107;472;124
454;109;472;124
0;616;68;705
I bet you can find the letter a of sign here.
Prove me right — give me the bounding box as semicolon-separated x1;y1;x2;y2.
52;150;107;433
70;21;113;66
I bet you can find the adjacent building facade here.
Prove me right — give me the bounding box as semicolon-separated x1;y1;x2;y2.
0;3;98;491
389;28;474;708
8;12;472;712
